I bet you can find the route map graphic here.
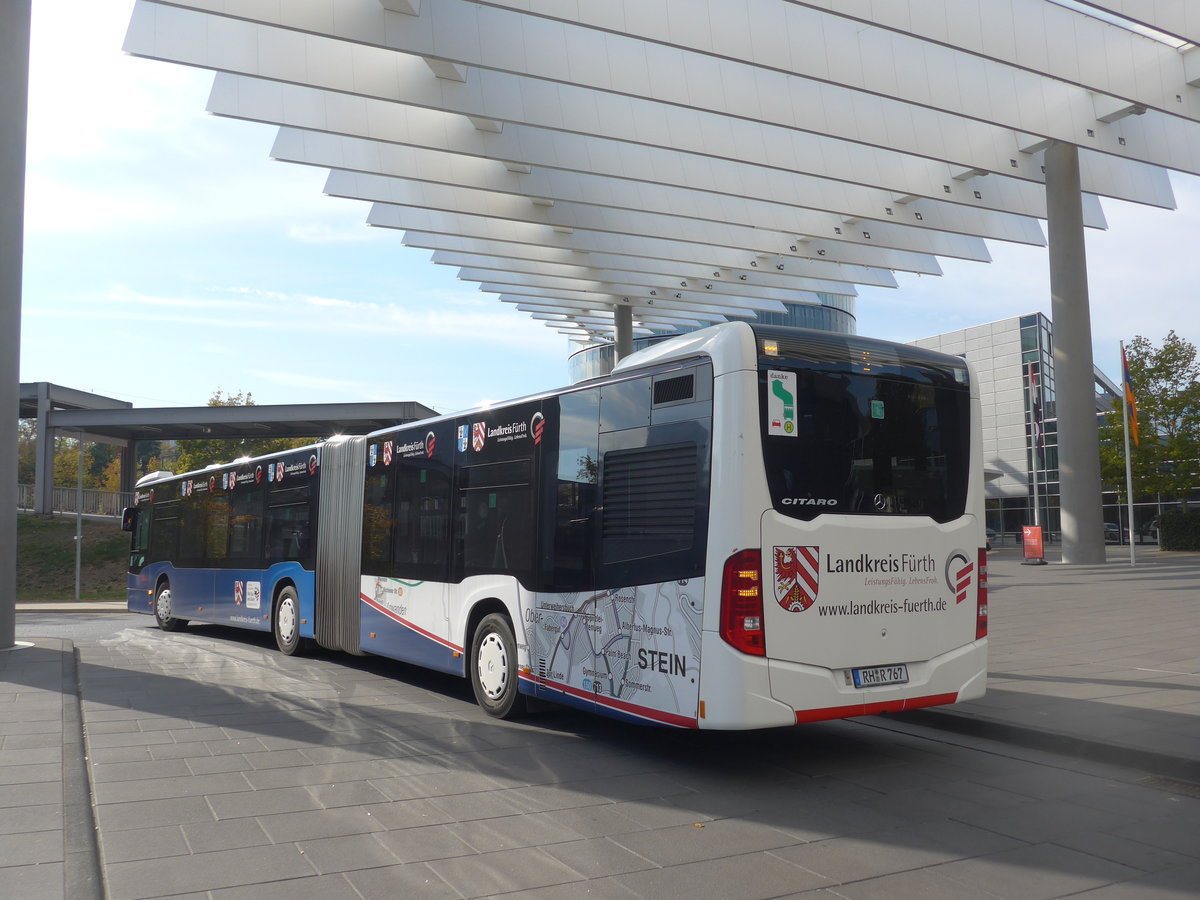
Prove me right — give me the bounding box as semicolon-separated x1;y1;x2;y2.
528;579;704;720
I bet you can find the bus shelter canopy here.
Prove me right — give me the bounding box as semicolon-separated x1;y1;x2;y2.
120;0;1199;342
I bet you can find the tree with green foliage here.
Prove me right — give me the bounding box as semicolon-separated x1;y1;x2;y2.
17;419;36;484
173;390;316;474
1099;331;1200;511
18;420;127;491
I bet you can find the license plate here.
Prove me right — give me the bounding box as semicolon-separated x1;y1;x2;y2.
852;664;909;688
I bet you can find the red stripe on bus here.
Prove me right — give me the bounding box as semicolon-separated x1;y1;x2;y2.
523;673;699;729
359;594;463;653
793;692;959;724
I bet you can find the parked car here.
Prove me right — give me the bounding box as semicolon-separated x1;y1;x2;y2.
1103;523;1121;543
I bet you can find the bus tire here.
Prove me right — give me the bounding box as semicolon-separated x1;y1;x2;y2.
154;582;187;633
470;613;526;719
272;586;306;656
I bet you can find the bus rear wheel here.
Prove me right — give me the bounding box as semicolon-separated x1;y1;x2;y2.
470;613;526;719
154;583;187;633
272;586;307;656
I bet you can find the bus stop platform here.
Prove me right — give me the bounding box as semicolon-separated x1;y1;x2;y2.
4;547;1199;899
909;545;1200;784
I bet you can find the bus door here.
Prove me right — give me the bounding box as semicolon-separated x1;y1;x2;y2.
169;484;216;618
360;430;456;672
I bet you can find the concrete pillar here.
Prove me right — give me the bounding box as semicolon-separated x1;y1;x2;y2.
35;383;53;515
1045;142;1105;564
121;440;137;494
1;0;32;648
614;306;634;361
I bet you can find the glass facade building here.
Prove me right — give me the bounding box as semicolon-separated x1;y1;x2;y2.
911;313;1119;545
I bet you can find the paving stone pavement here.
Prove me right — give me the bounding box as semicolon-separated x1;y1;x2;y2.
3;547;1198;899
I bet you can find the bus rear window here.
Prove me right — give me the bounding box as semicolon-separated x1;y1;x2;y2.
761;367;970;523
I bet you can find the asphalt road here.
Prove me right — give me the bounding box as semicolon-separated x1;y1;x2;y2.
16;611;149;643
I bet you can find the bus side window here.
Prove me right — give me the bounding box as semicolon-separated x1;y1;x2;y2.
392;460;451;582
455;460;534;581
149;514;179;565
547;389;599;591
229;486;264;566
264;485;313;567
205;494;231;566
362;466;394;575
128;507;151;572
266;504;311;563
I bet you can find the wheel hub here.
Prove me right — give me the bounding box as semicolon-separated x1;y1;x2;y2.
477;633;509;699
277;599;296;642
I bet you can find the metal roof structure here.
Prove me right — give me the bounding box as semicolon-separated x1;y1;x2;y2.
119;0;1198;345
116;0;1198;566
19;383;436;444
17;382;437;516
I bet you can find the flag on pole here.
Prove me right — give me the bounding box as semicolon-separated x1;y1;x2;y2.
1121;344;1139;446
1029;362;1044;463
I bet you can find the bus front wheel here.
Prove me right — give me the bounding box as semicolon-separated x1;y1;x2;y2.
470;613;526;719
273;586;307;656
154;583;187;633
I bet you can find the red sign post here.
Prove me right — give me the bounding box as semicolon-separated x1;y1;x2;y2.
1022;525;1047;565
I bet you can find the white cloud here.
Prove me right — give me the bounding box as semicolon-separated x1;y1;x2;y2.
26;1;192;162
32;279;566;352
25;2;375;239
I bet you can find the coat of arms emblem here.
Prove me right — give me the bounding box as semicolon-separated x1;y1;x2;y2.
774;546;819;612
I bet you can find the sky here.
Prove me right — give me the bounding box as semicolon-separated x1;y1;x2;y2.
19;1;1200;416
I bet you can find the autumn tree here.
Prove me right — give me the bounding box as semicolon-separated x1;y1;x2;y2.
18;421;126;491
17;419;36;484
1099;331;1200;510
173;390;315;473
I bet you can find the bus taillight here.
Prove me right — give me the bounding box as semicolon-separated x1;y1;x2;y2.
720;549;765;656
976;547;988;640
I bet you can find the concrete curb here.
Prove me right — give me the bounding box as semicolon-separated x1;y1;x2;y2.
59;639;104;900
16;604;128;614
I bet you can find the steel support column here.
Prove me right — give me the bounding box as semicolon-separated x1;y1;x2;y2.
1045;142;1105;565
614;306;634;361
1;0;32;647
34;382;53;515
121;440;137;494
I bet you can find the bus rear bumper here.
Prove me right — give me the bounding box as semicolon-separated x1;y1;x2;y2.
695;633;802;730
696;634;986;729
769;639;988;724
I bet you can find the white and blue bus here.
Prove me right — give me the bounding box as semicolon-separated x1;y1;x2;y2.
124;322;987;728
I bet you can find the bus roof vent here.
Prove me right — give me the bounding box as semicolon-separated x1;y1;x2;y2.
653;373;694;406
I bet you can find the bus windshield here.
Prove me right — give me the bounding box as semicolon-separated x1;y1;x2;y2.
760;364;971;523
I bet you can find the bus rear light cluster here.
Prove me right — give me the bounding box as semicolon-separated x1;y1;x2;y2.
720;549;765;656
976;547;988;640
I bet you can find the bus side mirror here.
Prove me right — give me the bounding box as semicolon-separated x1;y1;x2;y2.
121;507;139;532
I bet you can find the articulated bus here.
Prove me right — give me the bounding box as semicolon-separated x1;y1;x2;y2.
123;322;987;728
